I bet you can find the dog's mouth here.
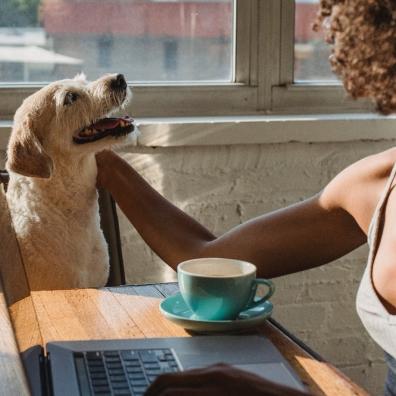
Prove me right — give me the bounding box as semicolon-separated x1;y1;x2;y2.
73;116;134;144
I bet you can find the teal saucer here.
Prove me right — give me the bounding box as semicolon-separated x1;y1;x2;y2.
159;292;273;333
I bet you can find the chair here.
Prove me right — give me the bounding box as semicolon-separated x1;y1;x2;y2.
98;188;126;286
0;170;126;287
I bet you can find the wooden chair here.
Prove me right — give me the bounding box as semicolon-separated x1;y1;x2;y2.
0;170;126;287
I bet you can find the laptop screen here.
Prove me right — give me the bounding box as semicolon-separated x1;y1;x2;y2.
0;185;44;352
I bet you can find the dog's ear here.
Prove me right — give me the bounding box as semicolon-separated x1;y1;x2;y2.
6;117;53;179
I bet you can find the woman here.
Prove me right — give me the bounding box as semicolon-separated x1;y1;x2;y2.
96;1;396;394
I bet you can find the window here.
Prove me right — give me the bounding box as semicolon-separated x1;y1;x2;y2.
0;0;372;119
163;40;178;79
0;0;234;83
294;0;336;82
98;35;113;69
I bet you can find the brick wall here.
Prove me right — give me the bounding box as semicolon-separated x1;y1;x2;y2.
118;141;396;395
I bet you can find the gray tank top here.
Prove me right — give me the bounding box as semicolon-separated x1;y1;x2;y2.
356;164;396;358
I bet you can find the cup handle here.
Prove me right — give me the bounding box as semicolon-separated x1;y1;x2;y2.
245;279;275;309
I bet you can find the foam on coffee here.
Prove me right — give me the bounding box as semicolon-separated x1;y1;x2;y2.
180;258;256;278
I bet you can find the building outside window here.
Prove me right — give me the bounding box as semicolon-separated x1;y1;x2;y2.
98;35;113;69
294;0;336;82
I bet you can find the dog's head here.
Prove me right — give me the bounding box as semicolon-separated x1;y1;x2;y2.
6;73;135;178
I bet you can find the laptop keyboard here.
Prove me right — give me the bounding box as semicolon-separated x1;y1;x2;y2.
74;348;180;396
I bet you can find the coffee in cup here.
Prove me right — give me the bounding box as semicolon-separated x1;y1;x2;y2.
177;258;274;321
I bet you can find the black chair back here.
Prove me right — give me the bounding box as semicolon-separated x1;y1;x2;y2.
98;188;126;286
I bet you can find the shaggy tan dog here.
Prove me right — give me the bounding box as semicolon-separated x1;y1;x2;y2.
6;73;136;290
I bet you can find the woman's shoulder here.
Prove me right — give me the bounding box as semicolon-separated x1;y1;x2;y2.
320;147;396;233
341;147;396;181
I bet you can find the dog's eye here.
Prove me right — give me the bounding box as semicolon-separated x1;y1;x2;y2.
64;92;79;106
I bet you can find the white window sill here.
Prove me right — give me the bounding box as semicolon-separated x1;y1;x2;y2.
1;113;396;150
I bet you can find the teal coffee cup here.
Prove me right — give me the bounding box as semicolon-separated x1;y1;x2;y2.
177;258;275;321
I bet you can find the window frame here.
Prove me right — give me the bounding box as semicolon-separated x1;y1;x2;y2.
0;0;373;120
272;0;374;113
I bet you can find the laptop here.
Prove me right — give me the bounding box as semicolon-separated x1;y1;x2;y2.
0;186;307;396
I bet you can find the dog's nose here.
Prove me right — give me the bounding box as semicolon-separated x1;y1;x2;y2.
111;74;127;91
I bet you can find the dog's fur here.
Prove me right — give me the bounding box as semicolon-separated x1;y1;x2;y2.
6;73;135;290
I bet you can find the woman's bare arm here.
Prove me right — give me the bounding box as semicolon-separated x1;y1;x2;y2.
96;150;367;278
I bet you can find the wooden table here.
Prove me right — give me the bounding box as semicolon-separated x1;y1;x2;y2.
5;282;370;396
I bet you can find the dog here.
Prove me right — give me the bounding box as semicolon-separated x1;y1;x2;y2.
5;73;136;290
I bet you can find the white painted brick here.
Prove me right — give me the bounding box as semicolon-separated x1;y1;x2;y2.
340;362;387;396
273;303;328;333
307;335;368;366
324;302;367;332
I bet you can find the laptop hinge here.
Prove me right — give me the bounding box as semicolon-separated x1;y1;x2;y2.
41;352;54;396
21;345;48;396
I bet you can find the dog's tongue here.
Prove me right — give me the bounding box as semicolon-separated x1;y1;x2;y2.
92;116;132;131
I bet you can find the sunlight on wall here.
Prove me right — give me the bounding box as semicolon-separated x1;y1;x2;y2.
117;151;177;284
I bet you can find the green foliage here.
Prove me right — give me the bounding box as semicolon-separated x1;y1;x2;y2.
0;0;41;27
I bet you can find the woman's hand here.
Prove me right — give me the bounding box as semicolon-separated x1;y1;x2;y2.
145;363;311;396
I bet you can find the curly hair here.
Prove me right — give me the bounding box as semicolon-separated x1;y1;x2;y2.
314;0;396;114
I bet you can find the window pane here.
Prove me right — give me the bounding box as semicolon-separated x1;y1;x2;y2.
294;0;338;82
0;0;234;83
